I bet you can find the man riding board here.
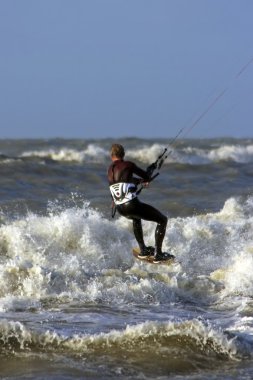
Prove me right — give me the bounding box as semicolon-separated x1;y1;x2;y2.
107;143;174;263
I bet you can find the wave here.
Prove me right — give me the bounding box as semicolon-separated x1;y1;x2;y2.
184;144;253;164
0;195;253;367
5;142;252;165
128;143;253;165
0;195;252;311
20;144;108;163
0;318;242;362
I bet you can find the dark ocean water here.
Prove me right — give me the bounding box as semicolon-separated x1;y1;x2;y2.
0;137;253;379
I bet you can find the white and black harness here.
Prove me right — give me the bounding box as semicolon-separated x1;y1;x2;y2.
109;182;137;205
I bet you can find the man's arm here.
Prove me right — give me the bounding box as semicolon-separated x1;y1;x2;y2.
132;164;150;183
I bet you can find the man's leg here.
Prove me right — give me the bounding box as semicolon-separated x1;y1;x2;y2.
155;217;167;255
132;218;145;251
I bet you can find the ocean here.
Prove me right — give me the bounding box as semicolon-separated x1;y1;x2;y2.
0;137;253;379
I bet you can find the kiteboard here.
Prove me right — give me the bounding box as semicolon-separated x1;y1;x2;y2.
132;247;176;265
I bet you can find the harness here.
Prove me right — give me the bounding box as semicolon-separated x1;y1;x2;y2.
109;182;137;205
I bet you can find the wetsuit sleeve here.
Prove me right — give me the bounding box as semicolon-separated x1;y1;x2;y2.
132;163;150;183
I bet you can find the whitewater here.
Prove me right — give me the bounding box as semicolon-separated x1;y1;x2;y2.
0;137;253;379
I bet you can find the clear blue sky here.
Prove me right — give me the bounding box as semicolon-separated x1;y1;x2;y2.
0;0;252;139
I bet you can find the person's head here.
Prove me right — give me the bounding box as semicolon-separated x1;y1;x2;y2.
110;144;125;159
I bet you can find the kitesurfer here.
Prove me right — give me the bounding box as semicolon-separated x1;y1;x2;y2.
108;143;174;263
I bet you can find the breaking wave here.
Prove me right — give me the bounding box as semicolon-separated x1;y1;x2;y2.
17;142;253;165
0;318;242;361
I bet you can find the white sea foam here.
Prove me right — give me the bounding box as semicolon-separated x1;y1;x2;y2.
19;142;253;165
182;144;253;164
0;195;252;313
0;195;252;361
0;202;135;310
126;143;253;165
127;144;170;164
208;144;253;163
21;144;107;163
0;318;239;358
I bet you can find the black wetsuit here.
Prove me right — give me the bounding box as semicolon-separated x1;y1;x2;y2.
108;159;167;254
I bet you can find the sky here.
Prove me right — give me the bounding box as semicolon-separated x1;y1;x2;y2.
0;0;252;139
